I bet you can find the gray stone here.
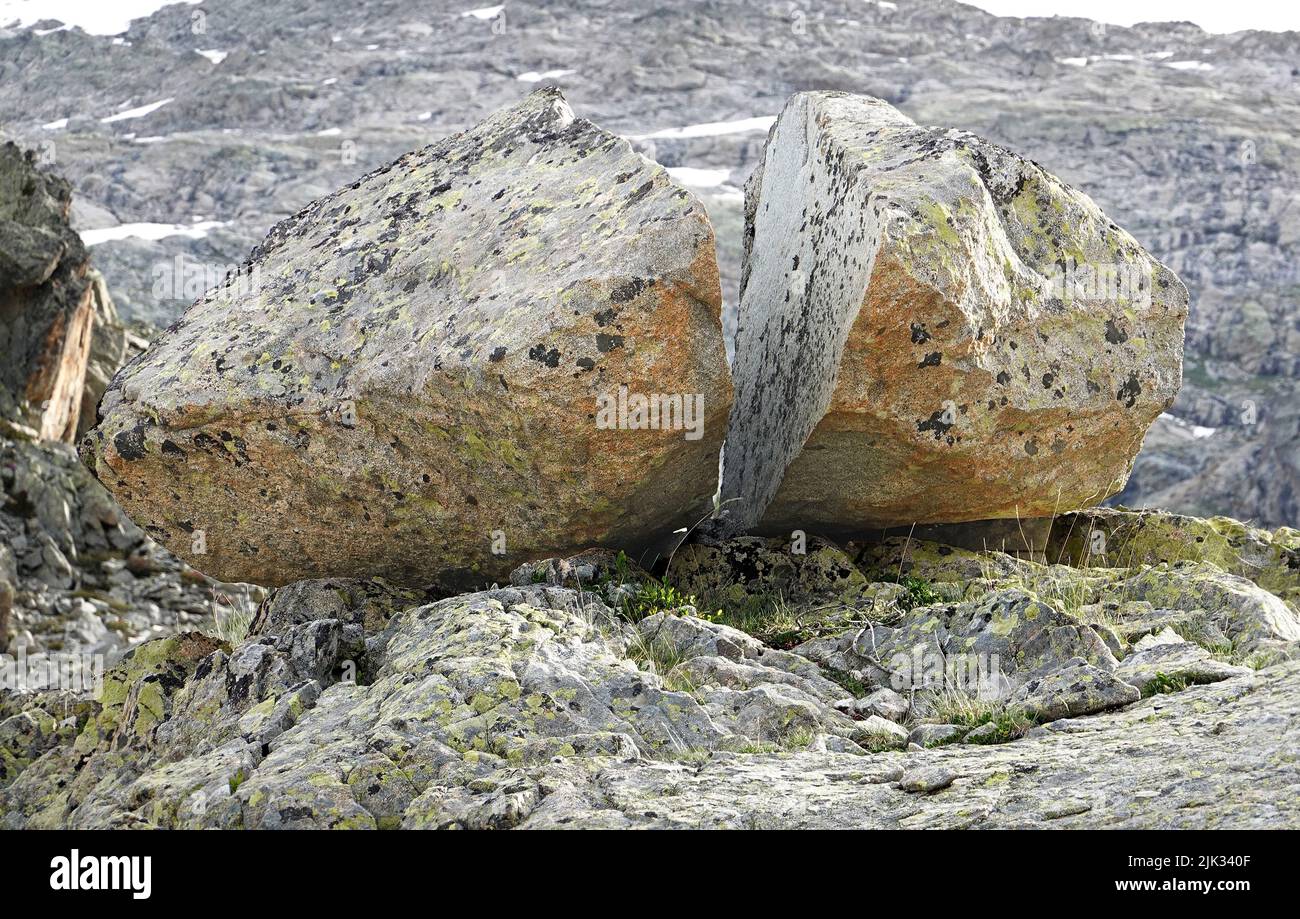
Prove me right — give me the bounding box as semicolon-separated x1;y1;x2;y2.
908;723;969;748
80;89;732;588
1114;628;1253;693
721;92;1185;535
1009;658;1141;722
898;766;957;794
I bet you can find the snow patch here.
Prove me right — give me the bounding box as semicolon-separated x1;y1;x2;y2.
195;48;227;65
666;167;731;187
461;5;504;20
40;117;68;130
81;220;226;246
629;115;777;141
0;0;202;36
516;69;576;83
1167;60;1214;71
1159;412;1217;439
100;97;174;124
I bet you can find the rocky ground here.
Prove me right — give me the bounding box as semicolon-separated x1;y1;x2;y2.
0;432;263;663
1;0;1297;832
2;0;1297;526
2;515;1296;828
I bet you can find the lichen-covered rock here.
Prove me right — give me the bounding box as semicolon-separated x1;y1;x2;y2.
1114;562;1300;653
721;92;1186;535
908;723;969;748
0;554;12;654
1114;628;1252;694
79;89;731;588
794;588;1118;700
1048;507;1300;606
0;584;877;828
0;142;98;443
1007;658;1140;721
667;534;872;606
2;555;1296;829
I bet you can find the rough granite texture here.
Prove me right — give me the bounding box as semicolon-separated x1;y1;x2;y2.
2;539;1297;828
0;141;96;443
722;92;1187;535
79;90;732;588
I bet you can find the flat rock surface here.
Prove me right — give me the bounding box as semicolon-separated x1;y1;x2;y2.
552;663;1299;828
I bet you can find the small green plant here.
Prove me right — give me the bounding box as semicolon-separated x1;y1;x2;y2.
821;666;871;697
697;591;859;648
897;575;941;612
964;708;1036;744
921;688;1036;743
207;602;255;646
1142;671;1191;698
625;630;697;693
781;726;818;751
622;580;697;623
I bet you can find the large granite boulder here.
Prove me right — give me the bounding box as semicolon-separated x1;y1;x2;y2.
80;90;732;587
721;92;1187;535
0;142;97;443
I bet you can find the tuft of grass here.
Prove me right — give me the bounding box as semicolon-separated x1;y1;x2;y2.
821;666;871;697
897;575;941;612
921;688;1036;743
206;600;255;646
697;591;855;648
1141;671;1191;698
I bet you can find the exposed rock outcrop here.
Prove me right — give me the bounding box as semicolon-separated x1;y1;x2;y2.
2;520;1296;829
0;142;96;443
0;433;263;660
75;268;134;439
721;92;1187;535
80;90;732;588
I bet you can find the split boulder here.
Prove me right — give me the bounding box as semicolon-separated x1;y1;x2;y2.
722;92;1187;535
81;90;732;587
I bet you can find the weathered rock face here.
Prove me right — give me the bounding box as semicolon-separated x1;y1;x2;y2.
80;89;732;588
722;92;1187;535
1047;507;1300;606
0;546;13;654
3;527;1298;828
0;142;96;443
75;269;132;440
